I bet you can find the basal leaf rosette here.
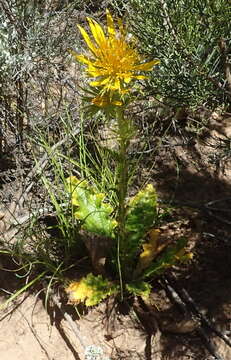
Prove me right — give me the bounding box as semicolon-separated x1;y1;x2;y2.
126;281;152;299
124;184;158;258
67;176;117;238
66;273;118;306
135;229;161;275
143;237;193;279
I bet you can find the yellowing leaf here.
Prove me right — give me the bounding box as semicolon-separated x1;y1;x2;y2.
126;281;152;299
124;184;158;260
142;237;192;279
65;273;118;306
66;280;93;305
175;250;194;262
135;229;160;275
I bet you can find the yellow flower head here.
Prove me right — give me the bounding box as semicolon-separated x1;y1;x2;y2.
70;10;159;94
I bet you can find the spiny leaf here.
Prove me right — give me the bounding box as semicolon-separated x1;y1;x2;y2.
126;281;152;299
65;273;118;306
142;237;193;279
135;229;162;275
124;184;157;257
66;176;117;238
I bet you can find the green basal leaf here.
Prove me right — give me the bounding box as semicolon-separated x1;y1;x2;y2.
142;237;191;279
125;184;157;257
126;281;152;299
66;273;119;306
66;176;117;238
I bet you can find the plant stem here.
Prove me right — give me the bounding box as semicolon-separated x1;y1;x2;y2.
116;107;130;300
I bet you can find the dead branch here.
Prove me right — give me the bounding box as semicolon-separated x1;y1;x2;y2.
165;274;231;349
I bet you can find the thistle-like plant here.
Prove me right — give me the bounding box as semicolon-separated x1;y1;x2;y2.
65;10;192;305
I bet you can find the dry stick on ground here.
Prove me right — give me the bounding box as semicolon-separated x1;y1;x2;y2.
135;290;223;359
51;293;86;355
161;277;224;360
167;277;231;348
163;274;231;359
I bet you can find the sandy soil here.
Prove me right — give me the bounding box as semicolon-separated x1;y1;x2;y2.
0;295;81;360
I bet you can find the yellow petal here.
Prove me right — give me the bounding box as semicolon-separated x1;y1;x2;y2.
106;9;116;37
87;17;106;46
87;66;103;77
117;17;126;39
112;100;123;106
90;77;111;87
73;11;159;94
123;76;132;83
113;78;121;90
77;24;97;55
132;59;160;71
132;75;147;80
72;53;93;65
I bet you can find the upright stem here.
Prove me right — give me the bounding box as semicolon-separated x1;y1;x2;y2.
116;107;130;300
